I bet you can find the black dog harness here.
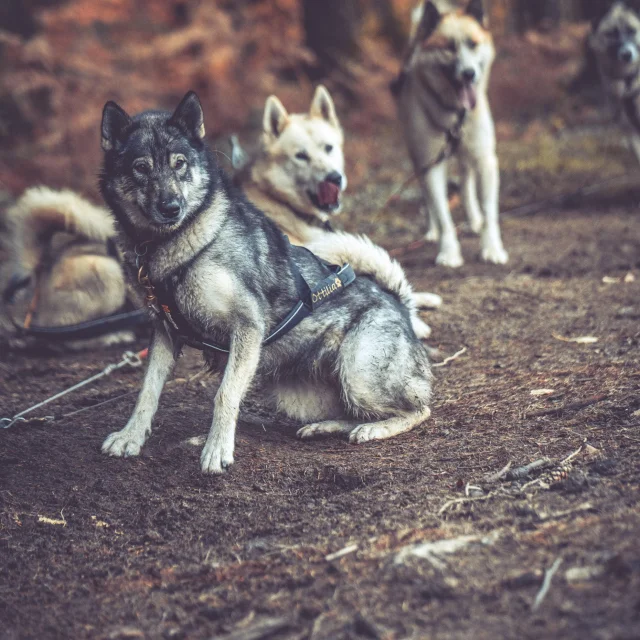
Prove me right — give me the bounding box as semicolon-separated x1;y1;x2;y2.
136;243;356;355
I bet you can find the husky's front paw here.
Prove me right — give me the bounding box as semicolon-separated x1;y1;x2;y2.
481;241;509;265
102;429;144;457
436;247;464;268
349;423;390;444
200;434;234;474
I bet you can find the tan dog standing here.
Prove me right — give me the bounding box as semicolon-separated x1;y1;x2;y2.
394;0;508;268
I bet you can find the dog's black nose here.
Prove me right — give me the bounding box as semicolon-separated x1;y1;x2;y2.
461;68;477;84
620;48;634;64
159;200;181;219
325;171;343;187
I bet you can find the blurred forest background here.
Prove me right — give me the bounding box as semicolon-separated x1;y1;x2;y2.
0;0;620;198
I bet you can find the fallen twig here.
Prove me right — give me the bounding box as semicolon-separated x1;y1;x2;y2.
483;461;512;483
506;458;552;480
526;394;608;419
532;557;563;611
211;617;291;640
538;502;594;522
438;490;502;516
552;333;598;344
325;544;358;562
432;347;468;369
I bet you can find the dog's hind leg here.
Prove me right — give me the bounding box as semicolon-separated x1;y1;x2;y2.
102;328;175;457
297;420;359;439
420;162;463;267
349;407;431;444
461;163;484;235
476;151;508;264
423;205;441;243
200;325;263;474
338;313;433;443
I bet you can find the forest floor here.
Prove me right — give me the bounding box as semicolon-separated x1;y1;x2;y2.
2;25;640;638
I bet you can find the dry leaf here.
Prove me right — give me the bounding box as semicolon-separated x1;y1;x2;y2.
38;515;66;526
584;444;601;459
91;515;110;528
602;276;620;284
530;389;555;396
553;334;598;344
624;272;636;283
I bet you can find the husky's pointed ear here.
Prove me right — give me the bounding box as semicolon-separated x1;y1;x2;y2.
169;91;205;140
591;3;619;30
101;101;132;152
310;85;339;128
466;0;486;26
419;1;442;41
263;96;289;138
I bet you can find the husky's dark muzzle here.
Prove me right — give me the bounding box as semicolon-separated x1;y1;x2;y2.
151;195;184;225
610;41;639;66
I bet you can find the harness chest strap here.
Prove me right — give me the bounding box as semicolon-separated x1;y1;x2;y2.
137;247;356;354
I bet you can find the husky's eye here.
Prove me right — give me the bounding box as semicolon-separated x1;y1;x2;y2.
133;161;150;175
467;38;478;50
626;27;637;37
325;145;333;154
295;151;311;162
447;40;457;53
174;156;187;171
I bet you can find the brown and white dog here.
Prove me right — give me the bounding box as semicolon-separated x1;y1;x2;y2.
394;0;508;268
0;187;133;349
236;86;443;339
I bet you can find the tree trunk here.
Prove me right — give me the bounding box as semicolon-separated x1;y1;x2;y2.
303;0;361;71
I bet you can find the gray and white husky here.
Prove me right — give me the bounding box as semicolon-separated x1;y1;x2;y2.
591;1;640;164
394;0;508;268
99;91;433;474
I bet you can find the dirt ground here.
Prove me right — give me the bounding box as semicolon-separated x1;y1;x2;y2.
2;105;640;640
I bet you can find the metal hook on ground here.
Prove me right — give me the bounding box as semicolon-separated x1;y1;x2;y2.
0;348;148;430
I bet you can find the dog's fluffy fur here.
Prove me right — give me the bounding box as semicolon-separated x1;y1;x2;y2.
0;187;132;349
237;86;442;339
591;1;640;164
395;0;508;268
99;91;434;474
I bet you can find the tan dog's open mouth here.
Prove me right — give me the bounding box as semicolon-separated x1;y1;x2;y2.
310;181;341;212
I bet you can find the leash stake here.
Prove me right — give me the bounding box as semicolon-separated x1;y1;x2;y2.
0;349;147;429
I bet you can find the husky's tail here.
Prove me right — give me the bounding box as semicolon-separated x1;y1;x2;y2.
307;232;417;312
4;186;116;272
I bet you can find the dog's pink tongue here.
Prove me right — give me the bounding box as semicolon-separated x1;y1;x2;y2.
459;84;477;110
318;181;340;207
